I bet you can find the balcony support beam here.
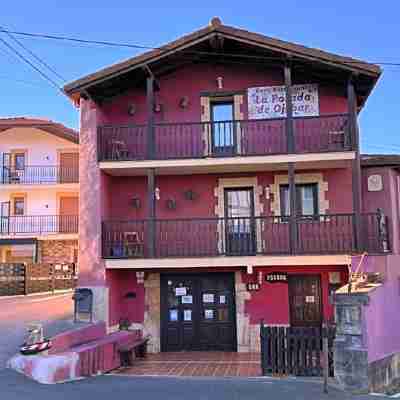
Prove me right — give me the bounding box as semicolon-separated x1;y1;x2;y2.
285;61;297;254
147;168;156;258
348;75;362;251
146;76;155;159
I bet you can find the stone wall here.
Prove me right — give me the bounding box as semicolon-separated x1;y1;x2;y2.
143;273;161;353
38;239;78;264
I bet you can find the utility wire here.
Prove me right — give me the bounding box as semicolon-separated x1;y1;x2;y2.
0;35;62;92
0;26;66;82
1;28;400;67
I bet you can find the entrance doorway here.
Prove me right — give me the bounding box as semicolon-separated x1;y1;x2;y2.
160;273;236;352
288;275;322;327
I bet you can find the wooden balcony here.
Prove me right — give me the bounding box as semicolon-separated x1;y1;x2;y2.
0;215;78;235
1;166;79;185
97;114;352;162
102;212;389;259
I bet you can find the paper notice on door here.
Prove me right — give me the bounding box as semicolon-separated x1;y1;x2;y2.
204;309;214;320
175;287;187;296
169;309;178;321
181;295;193;304
305;296;315;303
219;295;226;304
202;293;214;303
184;309;192;321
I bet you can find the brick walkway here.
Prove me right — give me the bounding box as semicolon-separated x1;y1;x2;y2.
116;352;262;377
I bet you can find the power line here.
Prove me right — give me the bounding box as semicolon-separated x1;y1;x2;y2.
0;26;66;82
0;35;62;92
1;28;400;67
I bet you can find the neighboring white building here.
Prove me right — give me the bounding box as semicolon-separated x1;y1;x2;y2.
0;118;79;264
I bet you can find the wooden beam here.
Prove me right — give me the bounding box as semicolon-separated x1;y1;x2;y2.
284;62;294;153
288;162;298;255
348;75;362;252
147;168;156;258
146;76;155;159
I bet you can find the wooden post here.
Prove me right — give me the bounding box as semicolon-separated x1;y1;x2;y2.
147;168;156;258
146;76;155;159
284;61;297;254
322;322;329;393
348;76;362;252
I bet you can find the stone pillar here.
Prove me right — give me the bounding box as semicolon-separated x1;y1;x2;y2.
78;98;109;324
143;273;160;353
334;292;369;393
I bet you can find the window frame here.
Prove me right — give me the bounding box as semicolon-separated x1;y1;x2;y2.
13;197;25;216
13;152;26;171
280;183;319;217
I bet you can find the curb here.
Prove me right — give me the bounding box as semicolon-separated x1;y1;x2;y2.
0;289;74;301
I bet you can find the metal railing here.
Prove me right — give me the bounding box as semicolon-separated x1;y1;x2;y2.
97;114;351;161
1;166;79;184
0;215;78;235
102;212;388;259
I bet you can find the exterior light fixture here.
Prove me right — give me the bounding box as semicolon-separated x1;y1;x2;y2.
131;197;141;209
136;271;145;284
128;104;136;116
155;187;160;200
179;96;190;109
216;76;223;89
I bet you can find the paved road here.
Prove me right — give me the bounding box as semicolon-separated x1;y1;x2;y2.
0;369;382;400
0;293;74;369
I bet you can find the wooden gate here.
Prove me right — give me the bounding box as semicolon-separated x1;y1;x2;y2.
260;324;335;377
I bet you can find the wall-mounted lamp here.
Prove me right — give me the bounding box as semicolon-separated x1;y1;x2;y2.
216;76;223;89
131;197;141;209
179;96;190;109
136;271;145;284
155;187;160;200
264;186;271;200
128;104;136;116
166;199;177;210
154;103;162;113
184;189;197;201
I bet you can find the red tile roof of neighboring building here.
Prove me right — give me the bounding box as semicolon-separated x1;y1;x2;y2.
0;117;79;144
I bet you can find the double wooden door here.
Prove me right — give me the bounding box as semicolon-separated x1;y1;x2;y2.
161;273;236;352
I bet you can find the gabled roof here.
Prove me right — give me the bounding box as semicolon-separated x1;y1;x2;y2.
64;17;381;101
361;154;400;168
0;117;79;144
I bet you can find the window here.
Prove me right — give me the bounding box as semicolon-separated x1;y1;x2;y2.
13;197;25;216
211;101;234;153
280;184;318;217
14;153;25;171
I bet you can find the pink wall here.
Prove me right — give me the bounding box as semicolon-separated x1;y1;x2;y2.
98;63;348;126
106;168;353;220
106;269;145;327
364;255;400;362
242;266;348;325
362;167;400;254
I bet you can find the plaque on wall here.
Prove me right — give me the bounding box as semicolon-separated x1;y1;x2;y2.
367;174;383;192
265;272;288;283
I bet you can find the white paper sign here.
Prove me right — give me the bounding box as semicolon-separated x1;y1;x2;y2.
247;84;319;119
175;287;187;296
305;296;315;303
181;295;193;304
184;309;192;321
204;309;214;320
203;293;214;303
219;295;226;304
170;309;178;321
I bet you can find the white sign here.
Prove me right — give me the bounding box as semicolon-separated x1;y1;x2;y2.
175;287;187;296
247;84;319;119
367;174;383;192
184;309;192;321
181;295;193;304
203;293;214;303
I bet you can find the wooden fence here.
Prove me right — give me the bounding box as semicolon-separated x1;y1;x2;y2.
260;324;336;377
0;263;77;296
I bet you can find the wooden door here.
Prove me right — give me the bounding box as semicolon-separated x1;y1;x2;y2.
288;275;322;327
59;196;78;233
59;152;78;183
160;273;236;352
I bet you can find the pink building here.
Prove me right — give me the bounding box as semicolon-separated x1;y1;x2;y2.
64;19;398;354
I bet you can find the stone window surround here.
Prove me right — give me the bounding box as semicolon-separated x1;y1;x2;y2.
270;173;329;216
200;94;244;155
214;177;264;253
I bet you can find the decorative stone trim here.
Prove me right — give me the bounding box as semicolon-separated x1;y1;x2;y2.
270;173;329;215
200;96;210;155
143;273;160;353
233;94;244;153
214;177;264;252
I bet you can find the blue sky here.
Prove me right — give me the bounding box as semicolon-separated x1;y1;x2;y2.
1;1;398;154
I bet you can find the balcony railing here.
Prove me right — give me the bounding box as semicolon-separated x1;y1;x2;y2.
1;166;79;185
97;114;351;162
102;212;388;259
0;215;78;235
